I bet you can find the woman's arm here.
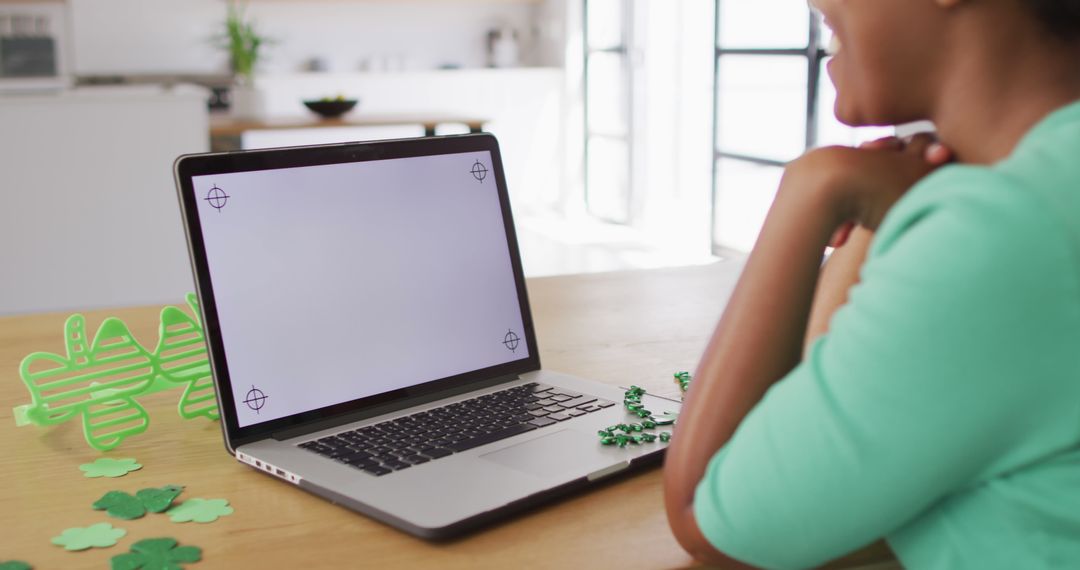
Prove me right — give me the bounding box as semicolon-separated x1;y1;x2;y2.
663;154;846;566
805;226;875;355
663;137;943;565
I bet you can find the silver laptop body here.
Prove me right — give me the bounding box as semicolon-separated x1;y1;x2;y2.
173;134;680;539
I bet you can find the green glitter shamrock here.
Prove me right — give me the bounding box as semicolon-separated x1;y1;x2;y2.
136;485;185;513
51;522;127;551
110;538;201;570
93;491;147;520
0;561;32;570
80;457;142;478
600;378;684;447
167;498;234;523
674;371;692;393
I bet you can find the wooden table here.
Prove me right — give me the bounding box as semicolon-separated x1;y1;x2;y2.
0;261;893;568
210;114;488;152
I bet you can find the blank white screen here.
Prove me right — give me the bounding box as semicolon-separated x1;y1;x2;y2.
192;151;528;427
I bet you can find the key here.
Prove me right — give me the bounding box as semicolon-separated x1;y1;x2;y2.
528;417;558;428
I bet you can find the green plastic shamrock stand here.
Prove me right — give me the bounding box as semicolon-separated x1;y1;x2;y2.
0;561;32;570
12;294;219;451
51;522;127;551
154;296;218;422
17;313;155;450
110;538;201;570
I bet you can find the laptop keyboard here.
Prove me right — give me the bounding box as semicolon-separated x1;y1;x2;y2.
298;382;616;476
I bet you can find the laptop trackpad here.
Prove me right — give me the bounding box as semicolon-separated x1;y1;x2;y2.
481;429;614;479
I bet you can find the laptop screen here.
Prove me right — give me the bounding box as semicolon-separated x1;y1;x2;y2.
189;149;530;428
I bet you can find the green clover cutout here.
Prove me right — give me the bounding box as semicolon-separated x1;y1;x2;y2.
135;485;185;514
51;522;126;551
93;491;147;520
167;498;234;523
19;314;154;451
110;538;201;570
154;294;218;422
0;561;32;570
79;457;142;478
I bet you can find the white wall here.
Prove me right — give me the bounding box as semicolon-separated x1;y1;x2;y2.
245;68;566;215
69;0;555;75
0;86;208;314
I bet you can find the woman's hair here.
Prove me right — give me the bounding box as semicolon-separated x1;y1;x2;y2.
1029;0;1080;40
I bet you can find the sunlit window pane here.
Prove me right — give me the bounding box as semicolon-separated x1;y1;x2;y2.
587;0;625;50
717;55;807;162
815;58;894;148
718;0;809;49
587;137;630;222
713;159;783;252
587;52;630;136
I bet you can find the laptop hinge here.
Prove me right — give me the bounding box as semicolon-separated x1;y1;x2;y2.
270;373;522;441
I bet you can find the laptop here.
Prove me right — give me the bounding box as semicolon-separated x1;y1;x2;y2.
172;133;680;539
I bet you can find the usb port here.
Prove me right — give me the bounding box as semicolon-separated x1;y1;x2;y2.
275;468;285;476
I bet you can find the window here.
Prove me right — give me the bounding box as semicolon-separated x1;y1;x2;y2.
712;0;890;252
584;0;635;223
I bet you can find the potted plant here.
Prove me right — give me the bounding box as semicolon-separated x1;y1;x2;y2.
219;1;269;119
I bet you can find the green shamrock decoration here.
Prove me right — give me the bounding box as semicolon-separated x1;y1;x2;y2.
79;457;142;478
674;371;691;394
93;491;147;520
167;498;234;524
110;538;201;570
13;293;219;451
136;485;185;513
93;485;188;519
154;294;218;422
18;315;154;450
0;561;32;570
51;522;126;551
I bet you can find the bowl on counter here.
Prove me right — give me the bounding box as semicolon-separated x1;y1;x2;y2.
303;97;359;119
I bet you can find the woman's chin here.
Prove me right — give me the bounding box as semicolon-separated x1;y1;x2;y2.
833;102;866;128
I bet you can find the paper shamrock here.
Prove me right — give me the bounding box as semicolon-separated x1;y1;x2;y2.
0;561;32;570
51;522;127;551
18;315;154;450
110;538;201;570
93;491;147;520
167;498;234;524
136;485;185;513
13;293;219;451
80;457;142;478
154;294;218;422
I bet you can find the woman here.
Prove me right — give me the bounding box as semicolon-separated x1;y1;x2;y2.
664;0;1080;568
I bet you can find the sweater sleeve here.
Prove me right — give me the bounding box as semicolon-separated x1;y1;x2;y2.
691;167;1080;569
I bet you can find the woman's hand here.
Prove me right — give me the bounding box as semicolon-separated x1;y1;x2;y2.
820;134;954;247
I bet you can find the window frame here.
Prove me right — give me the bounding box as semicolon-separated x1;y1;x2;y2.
711;2;828;253
583;0;636;224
